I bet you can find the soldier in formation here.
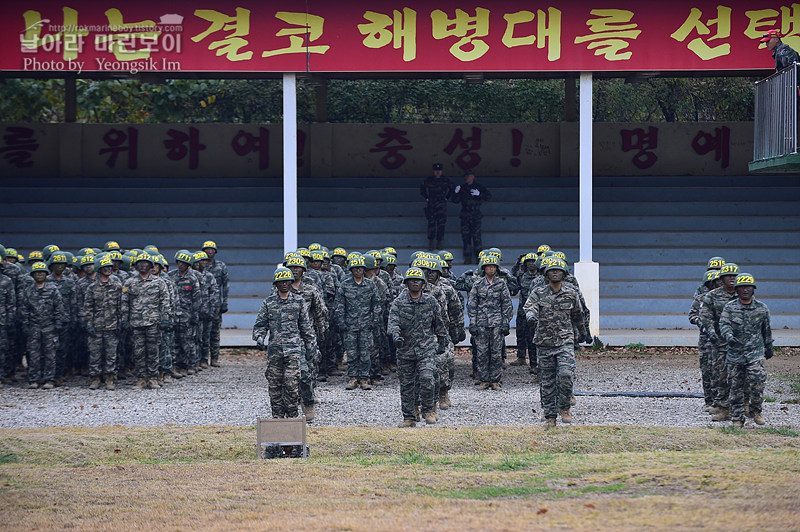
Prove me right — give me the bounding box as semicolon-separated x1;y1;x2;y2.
693;257;775;427
0;241;230;390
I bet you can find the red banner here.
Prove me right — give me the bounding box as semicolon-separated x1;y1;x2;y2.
0;1;791;74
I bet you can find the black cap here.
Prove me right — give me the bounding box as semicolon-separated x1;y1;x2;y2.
432;163;443;170
463;168;475;176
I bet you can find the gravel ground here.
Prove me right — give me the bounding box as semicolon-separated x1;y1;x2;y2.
1;349;799;430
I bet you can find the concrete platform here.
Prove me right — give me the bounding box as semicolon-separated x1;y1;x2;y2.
222;328;800;348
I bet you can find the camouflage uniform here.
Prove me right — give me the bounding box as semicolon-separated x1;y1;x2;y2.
388;290;447;421
287;278;327;406
122;274;170;379
72;274;98;374
689;283;713;406
719;298;772;423
168;268;200;371
370;274;390;381
333;276;381;381
467;276;513;384
20;283;67;385
1;263;26;376
253;291;317;418
700;287;738;409
0;269;17;382
311;267;338;376
773;41;800;70
420;174;453;243
451;180;491;260
524;284;587;420
196;269;220;366
205;258;229;364
81;276;122;379
158;271;177;375
46;273;76;380
433;279;463;393
518;270;540;371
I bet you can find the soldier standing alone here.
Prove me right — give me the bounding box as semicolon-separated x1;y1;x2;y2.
388;268;447;427
253;267;318;419
719;273;773;428
420;163;453;251
451;169;491;264
524;258;588;428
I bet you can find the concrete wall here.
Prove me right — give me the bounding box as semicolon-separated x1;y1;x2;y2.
0;122;753;178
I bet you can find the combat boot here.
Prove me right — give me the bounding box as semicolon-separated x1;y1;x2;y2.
752;412;766;425
398;419;416;428
423;411;436;424
147;377;161;389
186;368;196;375
104;375;115;391
733;420;744;429
570;394;577;406
171;368;185;379
439;390;451;409
491;382;502;390
744;404;752;418
162;373;172;384
359;379;372;390
328;368;343;376
302;404;315;422
712;408;730;421
28;382;39;389
707;405;721;414
479;381;491;390
544;418;557;429
134;378;147;389
199;361;209;369
345;378;358;390
42;381;55;390
559;408;573;423
89;377;101;390
210;359;221;367
509;357;526;366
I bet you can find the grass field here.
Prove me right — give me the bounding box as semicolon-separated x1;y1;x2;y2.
2;425;799;531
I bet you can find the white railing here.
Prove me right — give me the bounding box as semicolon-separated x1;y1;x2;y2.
753;63;798;161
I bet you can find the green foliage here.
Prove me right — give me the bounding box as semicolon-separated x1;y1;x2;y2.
0;76;757;124
758;427;799;437
625;342;647;351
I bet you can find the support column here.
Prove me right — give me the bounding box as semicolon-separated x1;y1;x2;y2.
315;81;328;123
574;72;600;338
283;73;298;253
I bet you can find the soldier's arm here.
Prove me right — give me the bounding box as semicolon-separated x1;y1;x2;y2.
466;283;479;325
761;305;773;348
387;299;400;341
333;285;344;329
719;305;735;344
221;263;230;304
298;302;318;354
688;291;703;326
209;276;220;316
370;284;382;329
81;286;93;329
53;289;67;328
570;293;588;340
120;283;130;325
252;298;270;343
313;289;329;332
523;290;539;324
431;298;447;350
698;294;714;336
501;284;514;323
159;280;171;324
190;276;201;322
